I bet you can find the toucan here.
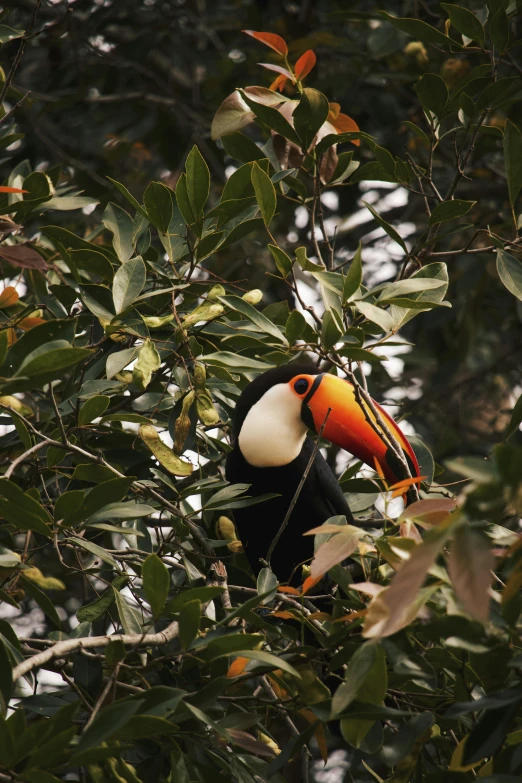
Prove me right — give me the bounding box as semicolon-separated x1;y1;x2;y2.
226;365;420;583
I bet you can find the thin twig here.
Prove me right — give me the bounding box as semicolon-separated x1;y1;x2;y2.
0;0;42;106
5;441;47;479
266;408;331;566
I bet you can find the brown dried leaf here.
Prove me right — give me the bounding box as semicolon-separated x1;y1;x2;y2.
448;527;494;623
0;244;48;271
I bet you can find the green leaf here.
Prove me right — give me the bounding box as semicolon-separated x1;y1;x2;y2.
339;645;388;747
77;575;128;623
489;7;510;53
378;277;445;300
504;120;522;207
139;424;193;476
251;162;276;226
78;395;110;426
107;177;149;219
68;536;119;567
175;173;195;227
496;249;522;301
389;261;449;330
0;25;24;43
379;11;462;48
0;638;12;715
343;243;362;302
285;309;306;344
102;202;134;263
21;577;61;628
0;481;52;538
379;297;450;310
268;244;293;277
440;4;485;46
240;91;302;146
179;599;201;649
16;343;92;378
64;477;134;526
415;73;449;118
114;588;142;634
354;300;393;332
143;181;173;234
185;145;210;218
132;338;161;391
221;132;265;163
75;700;141;753
429;199;476;225
331;642;379;717
293;88;330;151
112;256;146;314
142;554;170;618
362;201;407;251
257;567;277;605
219;294;287;345
166;586;224;614
505;393;522;440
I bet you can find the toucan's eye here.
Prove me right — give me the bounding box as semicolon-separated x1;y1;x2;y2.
294;378;309;395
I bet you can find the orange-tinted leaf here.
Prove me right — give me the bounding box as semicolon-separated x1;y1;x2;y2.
331;112;361;146
302;574;322;594
277;585;300;595
7;328;16;347
226;656;250;678
0;286;19;308
389;475;427;491
270;74;288;92
0;186;28;193
294;50;316;80
243;30;288;56
227;728;277;758
307;611;331;621
400;520;423;543
268;674;289;700
299;709;328;764
271;611;295;619
333;609;367;624
17;317;46;331
258;62;294;80
373;457;386;481
328;102;341;121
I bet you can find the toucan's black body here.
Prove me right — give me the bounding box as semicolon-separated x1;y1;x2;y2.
226;438;355;583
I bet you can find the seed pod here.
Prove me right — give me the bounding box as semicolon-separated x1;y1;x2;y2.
142;313;175;328
193;363;206;391
196;390;220;426
217;516;243;553
242;288;263;305
207;284;226;301
182;303;224;328
0;395;32;416
174;390;195;453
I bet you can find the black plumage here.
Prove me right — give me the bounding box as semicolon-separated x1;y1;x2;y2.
225;365;355;583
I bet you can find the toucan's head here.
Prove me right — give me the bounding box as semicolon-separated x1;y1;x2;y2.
234;364;419;485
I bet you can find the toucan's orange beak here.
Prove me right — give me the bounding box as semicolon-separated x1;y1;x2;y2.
301;373;420;486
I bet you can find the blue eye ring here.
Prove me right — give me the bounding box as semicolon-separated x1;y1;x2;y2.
294;378;309;395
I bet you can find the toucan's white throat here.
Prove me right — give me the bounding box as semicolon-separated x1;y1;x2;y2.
238;383;308;468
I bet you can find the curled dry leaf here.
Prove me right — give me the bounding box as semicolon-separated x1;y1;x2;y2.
242;30;288;56
139;423;193;476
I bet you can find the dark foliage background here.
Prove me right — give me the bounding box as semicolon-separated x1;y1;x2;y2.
0;1;521;782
